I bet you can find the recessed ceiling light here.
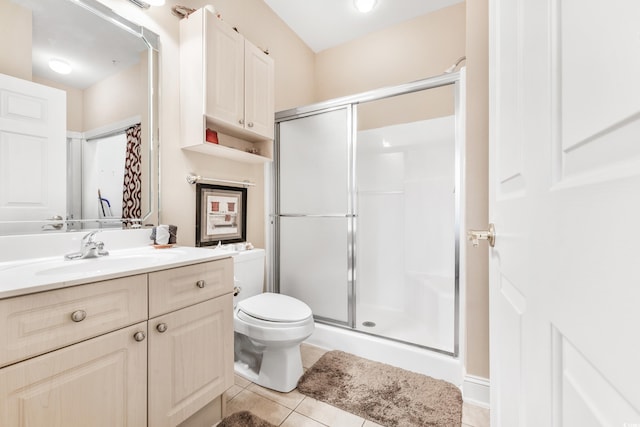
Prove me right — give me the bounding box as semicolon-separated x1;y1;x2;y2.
48;58;72;75
354;0;377;13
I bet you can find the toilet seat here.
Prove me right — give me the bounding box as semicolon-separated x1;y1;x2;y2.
236;310;314;330
237;293;312;323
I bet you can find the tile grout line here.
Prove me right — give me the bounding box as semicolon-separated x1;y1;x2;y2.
277;408;295;427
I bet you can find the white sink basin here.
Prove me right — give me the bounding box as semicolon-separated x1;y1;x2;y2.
36;251;183;276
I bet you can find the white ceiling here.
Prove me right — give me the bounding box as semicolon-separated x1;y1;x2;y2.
12;0;146;90
263;0;464;53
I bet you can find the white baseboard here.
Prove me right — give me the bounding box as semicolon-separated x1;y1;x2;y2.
463;375;490;408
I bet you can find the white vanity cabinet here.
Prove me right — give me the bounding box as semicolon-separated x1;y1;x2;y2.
0;257;234;427
180;7;274;161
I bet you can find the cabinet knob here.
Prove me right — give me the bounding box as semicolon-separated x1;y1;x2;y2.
156;323;168;333
238;119;245;125
196;280;206;288
247;122;254;128
133;331;146;342
70;310;87;322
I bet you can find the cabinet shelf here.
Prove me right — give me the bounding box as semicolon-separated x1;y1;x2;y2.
182;141;271;164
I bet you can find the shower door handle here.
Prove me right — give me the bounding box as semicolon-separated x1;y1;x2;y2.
467;224;496;248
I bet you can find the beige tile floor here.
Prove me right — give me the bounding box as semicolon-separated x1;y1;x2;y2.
219;344;489;427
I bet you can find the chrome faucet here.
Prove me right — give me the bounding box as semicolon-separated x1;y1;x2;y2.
65;230;110;260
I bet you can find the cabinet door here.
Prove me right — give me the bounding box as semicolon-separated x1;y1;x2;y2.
205;12;244;130
244;40;275;139
0;322;148;427
148;294;233;427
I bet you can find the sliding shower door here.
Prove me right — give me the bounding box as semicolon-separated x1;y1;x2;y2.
274;72;463;355
275;107;353;325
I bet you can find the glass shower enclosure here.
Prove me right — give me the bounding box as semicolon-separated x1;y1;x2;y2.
272;71;464;355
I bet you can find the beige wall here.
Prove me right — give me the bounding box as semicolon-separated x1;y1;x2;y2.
465;0;490;379
0;0;32;81
314;3;466;102
83;54;147;132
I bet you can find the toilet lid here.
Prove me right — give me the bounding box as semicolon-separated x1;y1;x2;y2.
238;293;312;322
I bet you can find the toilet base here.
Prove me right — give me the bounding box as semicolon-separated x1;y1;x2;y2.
257;344;303;392
234;341;304;393
234;360;259;383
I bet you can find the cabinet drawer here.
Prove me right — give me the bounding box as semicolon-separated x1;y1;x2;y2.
148;258;233;318
0;275;148;368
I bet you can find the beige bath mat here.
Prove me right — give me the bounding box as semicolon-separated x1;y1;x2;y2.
297;350;463;427
217;410;277;427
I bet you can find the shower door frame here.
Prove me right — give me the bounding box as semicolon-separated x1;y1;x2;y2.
272;70;465;357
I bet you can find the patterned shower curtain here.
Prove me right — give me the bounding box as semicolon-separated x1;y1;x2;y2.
122;123;142;228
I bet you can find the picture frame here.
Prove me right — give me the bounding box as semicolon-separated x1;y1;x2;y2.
195;183;247;246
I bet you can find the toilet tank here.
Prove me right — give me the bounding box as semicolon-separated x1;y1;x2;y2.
233;248;265;302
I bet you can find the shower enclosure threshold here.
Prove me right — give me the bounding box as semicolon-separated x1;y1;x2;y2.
305;323;463;386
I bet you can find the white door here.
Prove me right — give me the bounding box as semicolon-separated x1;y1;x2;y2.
489;1;640;426
0;73;66;232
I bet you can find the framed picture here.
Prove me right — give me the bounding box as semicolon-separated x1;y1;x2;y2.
195;183;247;246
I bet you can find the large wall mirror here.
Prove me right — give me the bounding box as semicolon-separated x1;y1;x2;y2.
0;0;159;235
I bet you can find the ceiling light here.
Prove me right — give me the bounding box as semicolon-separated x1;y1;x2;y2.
146;0;166;5
48;58;72;75
354;0;377;13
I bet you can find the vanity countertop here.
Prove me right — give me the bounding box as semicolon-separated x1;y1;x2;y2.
0;245;235;299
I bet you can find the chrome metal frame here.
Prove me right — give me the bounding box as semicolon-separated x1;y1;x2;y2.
272;70;464;356
76;0;159;50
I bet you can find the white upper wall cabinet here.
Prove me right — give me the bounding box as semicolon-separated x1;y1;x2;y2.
180;8;275;162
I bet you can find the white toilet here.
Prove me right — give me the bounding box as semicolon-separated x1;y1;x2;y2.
233;248;314;392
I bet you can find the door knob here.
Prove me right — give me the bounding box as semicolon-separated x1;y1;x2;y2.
467;223;496;248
